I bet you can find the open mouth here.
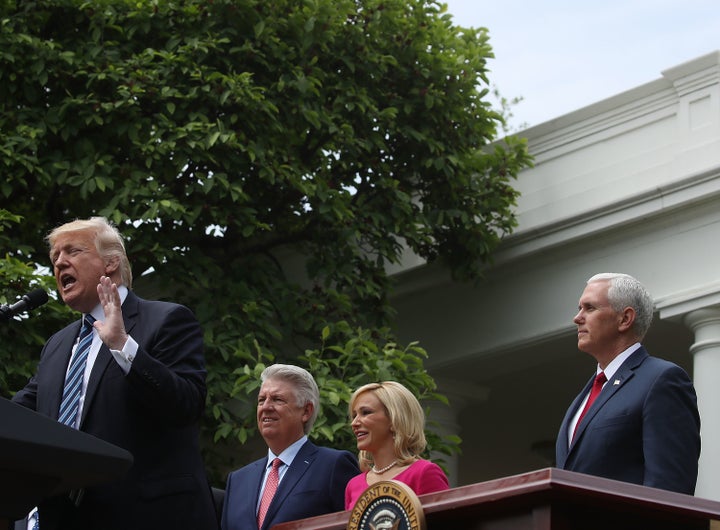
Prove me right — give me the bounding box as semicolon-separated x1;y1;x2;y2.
60;274;77;289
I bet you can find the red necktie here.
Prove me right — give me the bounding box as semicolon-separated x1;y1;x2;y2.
572;371;607;441
257;458;282;528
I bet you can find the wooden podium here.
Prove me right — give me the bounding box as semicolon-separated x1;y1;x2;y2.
272;468;720;530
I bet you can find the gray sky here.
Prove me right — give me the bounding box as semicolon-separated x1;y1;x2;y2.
442;0;720;130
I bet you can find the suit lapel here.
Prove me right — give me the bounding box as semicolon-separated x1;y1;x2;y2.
80;345;113;427
559;375;594;460
41;323;81;420
251;459;266;511
264;440;317;528
569;348;647;449
80;291;140;427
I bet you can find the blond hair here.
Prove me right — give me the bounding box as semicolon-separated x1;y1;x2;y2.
47;216;133;288
349;381;426;470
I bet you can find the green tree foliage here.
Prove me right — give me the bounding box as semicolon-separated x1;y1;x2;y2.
0;0;531;482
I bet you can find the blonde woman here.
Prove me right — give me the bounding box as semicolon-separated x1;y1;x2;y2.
344;381;449;509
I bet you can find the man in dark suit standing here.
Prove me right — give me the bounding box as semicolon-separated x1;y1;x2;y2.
221;364;359;530
12;217;218;529
556;272;701;494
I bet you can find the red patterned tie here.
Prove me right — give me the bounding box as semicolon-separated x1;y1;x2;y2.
572;371;607;441
257;458;282;528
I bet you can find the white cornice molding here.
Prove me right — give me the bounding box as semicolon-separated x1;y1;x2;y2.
526;82;678;161
656;281;720;320
662;50;720;97
496;167;720;263
391;167;720;295
521;51;720;156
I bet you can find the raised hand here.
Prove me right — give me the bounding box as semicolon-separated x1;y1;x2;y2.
95;275;128;351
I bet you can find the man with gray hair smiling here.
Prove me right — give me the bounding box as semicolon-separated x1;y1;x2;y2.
221;364;359;530
556;272;701;494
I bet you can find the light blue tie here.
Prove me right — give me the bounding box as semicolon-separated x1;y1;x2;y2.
58;315;95;428
30;510;39;530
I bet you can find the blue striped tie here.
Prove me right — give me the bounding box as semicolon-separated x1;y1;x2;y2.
58;315;96;428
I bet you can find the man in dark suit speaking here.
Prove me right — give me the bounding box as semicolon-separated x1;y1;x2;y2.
12;217;217;529
221;364;359;530
556;272;701;495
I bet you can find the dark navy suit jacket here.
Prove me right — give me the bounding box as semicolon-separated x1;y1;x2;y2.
12;291;218;530
555;346;700;494
221;440;359;530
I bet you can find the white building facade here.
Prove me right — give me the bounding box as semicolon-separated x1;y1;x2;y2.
391;51;720;500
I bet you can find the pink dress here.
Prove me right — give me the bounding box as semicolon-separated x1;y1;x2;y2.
344;459;450;510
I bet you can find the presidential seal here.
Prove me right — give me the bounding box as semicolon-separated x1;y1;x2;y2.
347;480;426;530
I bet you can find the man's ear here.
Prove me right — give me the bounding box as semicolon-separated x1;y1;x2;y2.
618;306;636;333
302;402;314;423
105;255;120;275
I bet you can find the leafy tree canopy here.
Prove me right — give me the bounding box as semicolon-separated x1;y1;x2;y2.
0;0;531;482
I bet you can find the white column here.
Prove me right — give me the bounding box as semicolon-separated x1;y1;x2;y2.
426;394;463;488
685;307;720;500
430;378;487;488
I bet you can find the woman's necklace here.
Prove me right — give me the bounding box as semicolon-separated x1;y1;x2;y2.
371;460;398;474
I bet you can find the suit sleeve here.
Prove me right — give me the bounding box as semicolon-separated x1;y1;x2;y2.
11;327;70;412
221;470;244;530
11;373;38;410
327;450;361;513
642;364;700;494
125;303;207;427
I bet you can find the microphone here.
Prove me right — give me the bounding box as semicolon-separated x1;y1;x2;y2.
0;288;49;321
